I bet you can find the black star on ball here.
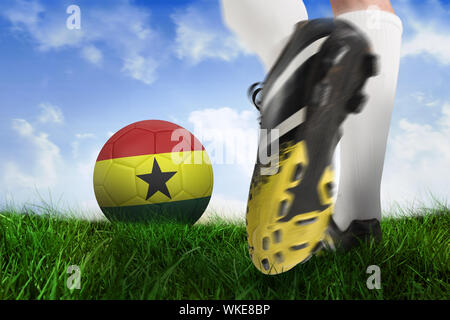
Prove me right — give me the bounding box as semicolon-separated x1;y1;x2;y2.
137;158;177;200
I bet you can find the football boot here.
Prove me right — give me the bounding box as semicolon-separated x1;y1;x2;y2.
325;217;382;250
246;18;378;274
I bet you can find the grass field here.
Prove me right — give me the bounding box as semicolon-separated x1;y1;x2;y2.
0;205;448;300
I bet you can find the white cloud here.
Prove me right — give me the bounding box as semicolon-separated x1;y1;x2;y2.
402;27;450;65
411;91;425;104
121;55;158;85
185;106;260;220
38;102;64;124
75;133;95;139
425;100;440;108
172;5;247;64
439;103;450;129
399;0;450;65
382;102;450;208
410;92;440;108
4;119;62;190
71;141;80;158
188;107;259;176
81;45;103;65
87;4;159;84
11;118;33;135
3;0;85;50
72;133;95;158
1;113;103;220
1;1;160;85
3;0;43;27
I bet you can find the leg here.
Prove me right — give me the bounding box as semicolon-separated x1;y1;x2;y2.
330;0;403;231
221;0;308;71
330;0;394;15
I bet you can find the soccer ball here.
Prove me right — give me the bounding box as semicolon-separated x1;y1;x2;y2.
93;120;213;224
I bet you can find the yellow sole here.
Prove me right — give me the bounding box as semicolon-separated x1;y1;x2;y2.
247;140;334;275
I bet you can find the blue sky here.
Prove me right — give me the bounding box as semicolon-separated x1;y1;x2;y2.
0;0;449;219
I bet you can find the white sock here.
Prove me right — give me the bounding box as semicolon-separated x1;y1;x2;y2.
221;0;308;71
333;10;403;230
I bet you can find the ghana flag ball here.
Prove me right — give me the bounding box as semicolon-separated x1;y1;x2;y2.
93;120;213;224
